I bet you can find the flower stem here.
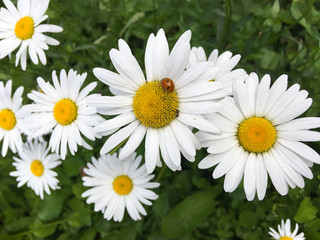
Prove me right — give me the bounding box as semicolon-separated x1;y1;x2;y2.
2;212;90;240
109;137;129;155
156;165;167;182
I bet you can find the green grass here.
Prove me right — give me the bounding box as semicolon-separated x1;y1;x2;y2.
0;0;320;239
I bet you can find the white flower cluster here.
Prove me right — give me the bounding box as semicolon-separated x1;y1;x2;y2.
0;0;319;227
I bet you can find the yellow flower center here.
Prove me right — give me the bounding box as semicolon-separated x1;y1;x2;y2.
15;16;34;40
53;99;78;125
0;109;16;130
279;237;293;240
112;175;133;195
133;81;178;128
30;160;44;177
237;117;277;153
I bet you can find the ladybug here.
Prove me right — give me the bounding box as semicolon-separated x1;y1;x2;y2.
161;78;175;92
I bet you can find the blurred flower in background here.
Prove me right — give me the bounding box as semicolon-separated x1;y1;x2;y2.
82;152;160;222
10;141;61;199
0;80;27;156
0;0;63;70
269;219;305;240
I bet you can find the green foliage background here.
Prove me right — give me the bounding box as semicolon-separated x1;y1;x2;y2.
0;0;320;239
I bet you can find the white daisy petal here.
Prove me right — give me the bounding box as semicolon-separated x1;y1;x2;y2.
223;150;247;192
146;29;169;82
145;128;160;173
256;154;268;200
178;112;221;134
277;117;320;130
100;120;140;155
119;124;146;159
264;151;288;196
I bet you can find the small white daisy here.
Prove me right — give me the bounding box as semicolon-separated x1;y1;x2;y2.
0;80;26;156
24;69;103;160
0;0;63;70
269;219;305;240
82;152;160;222
197;73;320;200
188;46;247;95
91;28;223;173
9;140;61;199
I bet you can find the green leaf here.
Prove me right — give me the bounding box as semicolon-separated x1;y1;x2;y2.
62;155;85;177
161;187;221;239
238;210;258;228
79;229;97;240
33;219;57;239
153;192;169;218
106;225;137;240
38;194;64;221
294;197;317;223
72;182;87;199
147;232;167;240
304;218;320;240
271;0;280;18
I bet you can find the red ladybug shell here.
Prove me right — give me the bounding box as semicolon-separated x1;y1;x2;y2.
161;78;175;92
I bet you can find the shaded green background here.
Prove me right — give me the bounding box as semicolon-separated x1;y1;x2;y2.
0;0;320;239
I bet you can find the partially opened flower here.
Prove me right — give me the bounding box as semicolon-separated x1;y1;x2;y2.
0;0;63;70
269;219;305;240
0;80;26;156
92;28;223;173
197;73;320;200
188;46;247;95
10;141;61;199
24;69;103;159
82;152;160;222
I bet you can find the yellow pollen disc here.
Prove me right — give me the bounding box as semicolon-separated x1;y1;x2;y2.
30;160;44;177
53;99;78;125
15;16;34;40
133;81;178;128
279;237;293;240
237;117;277;153
0;109;16;130
112;175;133;195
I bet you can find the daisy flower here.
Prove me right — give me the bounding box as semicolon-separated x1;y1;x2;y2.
24;69;103;159
92;28;223;173
82;152;160;222
0;0;63;70
188;46;247;95
9;140;61;199
0;79;26;156
196;73;320;200
269;219;305;240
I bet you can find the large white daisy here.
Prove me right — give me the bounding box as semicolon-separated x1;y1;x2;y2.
0;79;26;156
188;46;247;95
269;219;305;240
91;28;223;173
197;73;320;200
9;140;61;199
0;0;63;70
82;152;160;222
24;69;103;160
